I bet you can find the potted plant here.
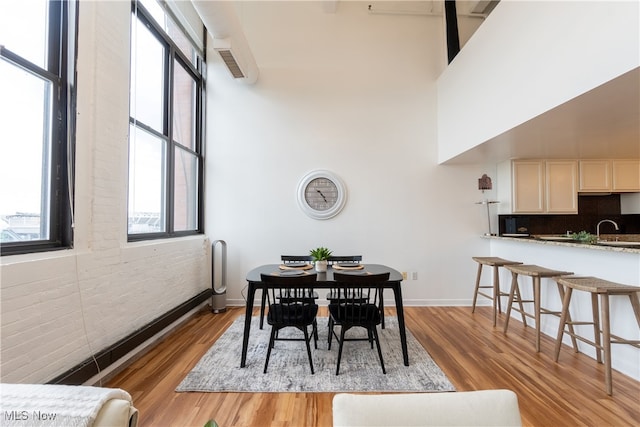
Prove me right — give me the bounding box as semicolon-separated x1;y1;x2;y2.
309;247;332;272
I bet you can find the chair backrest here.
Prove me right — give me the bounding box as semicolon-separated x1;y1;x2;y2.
260;273;318;323
281;255;313;264
330;272;390;323
328;255;362;265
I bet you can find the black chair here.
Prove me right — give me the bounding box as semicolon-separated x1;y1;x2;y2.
328;271;390;375
260;272;319;374
281;255;313;264
325;255;365;303
327;255;362;265
259;255;318;330
325;256;388;329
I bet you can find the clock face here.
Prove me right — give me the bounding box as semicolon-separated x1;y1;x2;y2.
304;177;339;211
297;170;347;220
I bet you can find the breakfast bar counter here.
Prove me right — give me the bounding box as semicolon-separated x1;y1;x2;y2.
483;234;640;383
486;234;640;253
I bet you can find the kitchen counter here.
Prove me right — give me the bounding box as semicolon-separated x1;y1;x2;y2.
484;234;639;382
484;234;640;253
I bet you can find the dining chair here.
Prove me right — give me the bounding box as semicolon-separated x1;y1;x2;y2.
325;256;389;329
328;271;390;375
326;255;365;302
327;255;362;265
260;272;319;374
259;255;316;330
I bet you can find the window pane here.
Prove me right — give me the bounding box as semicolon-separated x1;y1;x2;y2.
173;147;198;231
140;0;197;65
128;125;166;234
0;59;52;242
0;0;48;69
173;60;195;150
130;15;165;132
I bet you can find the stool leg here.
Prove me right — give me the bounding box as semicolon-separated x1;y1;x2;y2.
512;281;527;326
534;277;541;352
601;294;613;395
629;292;640;328
503;272;518;334
556;282;579;352
554;287;573;362
472;263;483;313
492;265;500;326
591;293;602;363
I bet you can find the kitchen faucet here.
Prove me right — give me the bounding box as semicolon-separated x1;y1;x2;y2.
596;219;619;241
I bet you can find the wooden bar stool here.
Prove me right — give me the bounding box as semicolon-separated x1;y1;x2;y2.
554;276;640;395
503;264;577;353
471;257;523;326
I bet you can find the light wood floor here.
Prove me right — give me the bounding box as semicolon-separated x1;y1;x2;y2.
106;306;640;427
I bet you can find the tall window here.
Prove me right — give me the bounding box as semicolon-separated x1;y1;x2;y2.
129;0;204;239
0;1;75;255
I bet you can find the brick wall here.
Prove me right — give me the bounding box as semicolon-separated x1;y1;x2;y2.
0;2;209;383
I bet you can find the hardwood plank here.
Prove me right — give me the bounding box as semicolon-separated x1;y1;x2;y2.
105;306;640;427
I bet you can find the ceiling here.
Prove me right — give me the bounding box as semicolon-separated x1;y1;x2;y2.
444;67;640;165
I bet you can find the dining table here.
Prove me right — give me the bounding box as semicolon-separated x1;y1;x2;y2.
241;263;408;368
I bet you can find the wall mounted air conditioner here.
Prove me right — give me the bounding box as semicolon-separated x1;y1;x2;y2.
213;38;247;79
192;0;259;84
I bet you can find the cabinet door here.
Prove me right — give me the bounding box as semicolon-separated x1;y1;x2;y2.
612;160;640;191
546;160;578;213
579;160;611;192
512;161;545;213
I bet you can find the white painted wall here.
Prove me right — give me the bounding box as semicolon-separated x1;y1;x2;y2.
0;1;209;383
204;1;494;308
437;1;640;163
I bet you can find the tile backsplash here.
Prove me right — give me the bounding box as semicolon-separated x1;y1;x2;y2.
499;194;640;235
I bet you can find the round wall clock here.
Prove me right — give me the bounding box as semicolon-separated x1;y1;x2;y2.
296;170;347;220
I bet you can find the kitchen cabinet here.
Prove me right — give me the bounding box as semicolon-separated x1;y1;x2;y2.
579;160;640;192
498;160;577;214
612;160;640;191
579;160;611;192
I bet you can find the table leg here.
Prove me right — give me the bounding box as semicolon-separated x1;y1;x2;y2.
241;282;256;368
379;289;385;329
259;290;267;330
393;284;409;366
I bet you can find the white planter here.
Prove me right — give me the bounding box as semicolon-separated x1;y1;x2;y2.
315;260;328;272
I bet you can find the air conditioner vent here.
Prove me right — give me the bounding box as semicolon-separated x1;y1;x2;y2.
217;50;245;79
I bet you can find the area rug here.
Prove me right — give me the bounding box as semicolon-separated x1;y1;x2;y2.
176;315;455;393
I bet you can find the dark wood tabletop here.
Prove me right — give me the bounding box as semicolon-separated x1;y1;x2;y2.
241;264;408;368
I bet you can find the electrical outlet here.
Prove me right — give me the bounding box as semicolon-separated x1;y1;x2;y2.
402;271;408;280
411;272;418;280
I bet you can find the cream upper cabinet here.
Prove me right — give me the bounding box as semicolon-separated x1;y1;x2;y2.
545;161;578;213
498;160;578;214
579;159;640;192
579;160;611;192
512;160;545;213
612;160;640;191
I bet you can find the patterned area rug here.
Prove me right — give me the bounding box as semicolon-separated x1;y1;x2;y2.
176;316;455;393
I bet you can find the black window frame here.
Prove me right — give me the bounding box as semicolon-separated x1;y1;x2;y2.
0;0;76;256
128;0;205;241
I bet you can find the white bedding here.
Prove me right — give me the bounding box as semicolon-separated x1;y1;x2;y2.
0;383;134;427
